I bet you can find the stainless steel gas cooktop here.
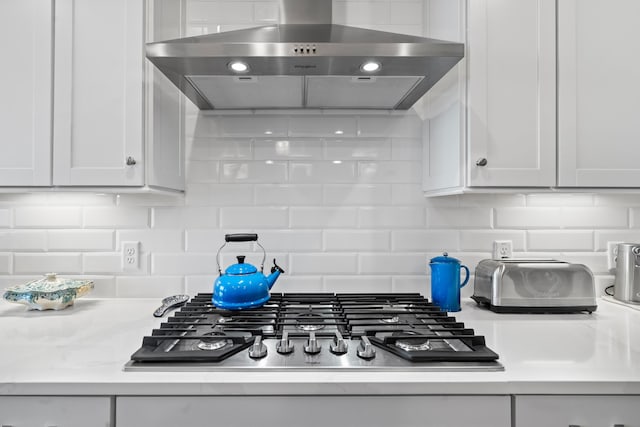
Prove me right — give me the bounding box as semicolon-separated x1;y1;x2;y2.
124;293;503;372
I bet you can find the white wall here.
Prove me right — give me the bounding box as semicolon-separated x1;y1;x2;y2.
0;0;636;299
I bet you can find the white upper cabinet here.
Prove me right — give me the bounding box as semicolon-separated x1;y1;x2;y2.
53;0;145;186
0;0;53;186
423;0;556;195
557;0;640;187
467;0;556;188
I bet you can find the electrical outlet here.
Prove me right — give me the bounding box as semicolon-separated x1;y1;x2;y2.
122;241;140;272
492;240;513;259
607;241;622;271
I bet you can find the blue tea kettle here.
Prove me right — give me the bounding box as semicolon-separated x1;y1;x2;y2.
212;233;284;310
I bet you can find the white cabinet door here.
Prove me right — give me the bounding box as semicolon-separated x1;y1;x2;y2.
467;0;556;187
558;0;640;187
0;396;111;427
516;395;640;427
53;0;144;186
117;395;511;427
0;0;52;186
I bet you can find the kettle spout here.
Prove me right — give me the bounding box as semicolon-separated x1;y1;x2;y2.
266;258;285;290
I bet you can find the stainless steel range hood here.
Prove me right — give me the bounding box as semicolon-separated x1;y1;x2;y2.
146;0;464;110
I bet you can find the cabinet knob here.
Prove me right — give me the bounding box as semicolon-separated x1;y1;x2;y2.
476;158;488;167
126;156;137;166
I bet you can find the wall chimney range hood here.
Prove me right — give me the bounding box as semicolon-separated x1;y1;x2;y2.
146;0;464;110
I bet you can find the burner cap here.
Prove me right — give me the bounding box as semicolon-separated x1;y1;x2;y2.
197;332;229;351
295;312;326;331
395;338;431;352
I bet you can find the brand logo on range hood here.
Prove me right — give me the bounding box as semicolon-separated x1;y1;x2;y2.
294;64;317;69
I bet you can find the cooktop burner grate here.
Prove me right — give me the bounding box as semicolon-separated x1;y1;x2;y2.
127;292;502;371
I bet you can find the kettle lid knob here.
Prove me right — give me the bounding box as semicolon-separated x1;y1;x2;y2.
237;255;246;264
442;252;448;257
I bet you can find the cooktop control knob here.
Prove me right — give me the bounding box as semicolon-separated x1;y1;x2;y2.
357;336;376;360
303;331;321;354
248;336;267;359
276;331;294;354
329;331;348;355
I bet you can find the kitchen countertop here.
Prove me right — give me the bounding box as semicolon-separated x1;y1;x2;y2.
0;296;639;396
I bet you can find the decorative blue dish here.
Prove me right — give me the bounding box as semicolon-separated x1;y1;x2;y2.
3;273;94;310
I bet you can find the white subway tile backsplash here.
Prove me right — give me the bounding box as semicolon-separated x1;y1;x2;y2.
289;116;357;137
527;231;594;251
14;253;82;274
117;230;183;252
458;194;526;207
187;1;253;24
185;275;216;295
273;275;323;293
358;115;422;138
83;253;130;274
255;184;323;206
595;194;640;207
324;230;390;251
15;207;82;228
527;193;594;207
84;207;149;228
116;277;184;298
220;161;288;183
360;253;427;274
324;138;391;160
153;253;218;275
631;208;640;228
358;161;421;183
390;138;422;161
259;230;323;252
0;231;47;251
460;230;525;252
0;254;10;274
392;276;427;295
220;207;289;228
290;161;356;183
0;209;10;227
187;184;254;207
218;116;288;137
391;184;429;206
595;231;640;250
190;138;253;161
392;230;458;251
185;230;226;252
290;253;357;274
187;160;220;183
324;184;391;206
48;230;114;251
290;207;358;228
495;207;628;229
253;138;323;160
153;207;218;229
428;208;492;229
359;207;425;228
85;276;116;298
323;276;393;293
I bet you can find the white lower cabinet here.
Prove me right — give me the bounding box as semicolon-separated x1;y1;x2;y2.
116;395;511;427
515;395;640;427
0;396;111;427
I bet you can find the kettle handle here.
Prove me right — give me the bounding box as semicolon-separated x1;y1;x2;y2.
216;233;266;274
460;265;470;288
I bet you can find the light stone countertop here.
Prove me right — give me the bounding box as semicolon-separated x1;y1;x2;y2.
0;296;639;396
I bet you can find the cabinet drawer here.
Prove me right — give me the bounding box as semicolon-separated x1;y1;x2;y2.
0;396;111;427
516;395;640;427
117;395;510;427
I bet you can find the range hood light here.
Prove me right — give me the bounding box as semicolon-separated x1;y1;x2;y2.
361;61;381;73
228;61;249;73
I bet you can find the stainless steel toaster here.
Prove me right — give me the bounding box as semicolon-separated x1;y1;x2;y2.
471;259;597;313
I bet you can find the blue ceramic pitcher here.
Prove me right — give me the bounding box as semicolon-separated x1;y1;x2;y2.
429;252;469;312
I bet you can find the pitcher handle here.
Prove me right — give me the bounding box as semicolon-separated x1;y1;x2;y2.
460;265;470;288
